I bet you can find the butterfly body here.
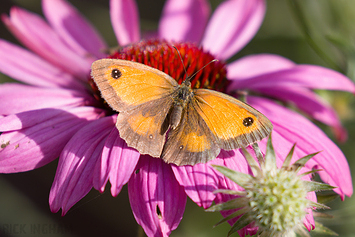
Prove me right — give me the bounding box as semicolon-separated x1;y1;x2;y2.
91;59;272;166
169;81;193;129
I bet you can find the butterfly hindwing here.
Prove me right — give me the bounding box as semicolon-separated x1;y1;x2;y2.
161;101;220;165
116;95;174;157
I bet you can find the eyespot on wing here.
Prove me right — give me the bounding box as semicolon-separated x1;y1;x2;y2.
193;89;272;149
91;59;178;111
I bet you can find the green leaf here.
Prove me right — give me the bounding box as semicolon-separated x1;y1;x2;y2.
313;221;339;236
252;143;264;167
206;198;248;212
308;200;330;210
227;214;253;237
303;181;336;192
264;134;276;171
299;169;323;177
313;212;334;219
213;207;249;227
213;189;247;196
294;152;320;172
212;165;252;187
241;147;260;176
316;193;339;204
282;143;296;169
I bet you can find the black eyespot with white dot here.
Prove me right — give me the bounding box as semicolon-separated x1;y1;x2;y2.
243;117;254;127
111;68;122;79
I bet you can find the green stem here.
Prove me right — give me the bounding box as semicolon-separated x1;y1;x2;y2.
288;0;343;72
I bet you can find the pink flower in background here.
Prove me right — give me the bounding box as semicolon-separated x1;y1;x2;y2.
0;0;353;236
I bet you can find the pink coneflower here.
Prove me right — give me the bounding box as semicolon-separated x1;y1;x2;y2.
0;0;353;236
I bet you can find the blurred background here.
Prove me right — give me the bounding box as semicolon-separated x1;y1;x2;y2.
0;0;354;236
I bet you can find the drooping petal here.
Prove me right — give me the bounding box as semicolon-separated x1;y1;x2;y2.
128;155;186;237
172;159;219;209
201;0;266;60
42;0;107;59
0;83;97;115
214;150;251;190
248;96;353;199
110;0;140;46
172;150;247;209
253;86;347;141
158;0;210;43
303;191;316;231
229;64;355;93
49;116;115;214
0;40;85;90
213;192;258;237
2;7;91;80
93;124;140;196
0;107;102;173
210;151;254;235
227;54;296;80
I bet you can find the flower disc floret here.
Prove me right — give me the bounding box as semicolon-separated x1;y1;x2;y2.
248;169;308;233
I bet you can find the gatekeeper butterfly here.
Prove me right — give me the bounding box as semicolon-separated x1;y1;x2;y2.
91;58;272;166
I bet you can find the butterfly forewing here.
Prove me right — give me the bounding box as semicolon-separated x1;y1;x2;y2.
193;89;273;149
91;59;178;112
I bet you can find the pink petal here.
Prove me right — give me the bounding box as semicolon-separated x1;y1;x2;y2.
227;54;296;80
172;159;219;209
249;96;353;199
42;0;107;59
93;123;140;196
172;150;248;209
214;192;258;237
253;86;347;141
110;0;140;45
128;156;186;237
49;116;115;214
158;0;210;43
201;0;266;60
214;150;251;190
0;107;102;173
303;191;316;231
2;7;91;80
0;40;85;90
0;83;97;115
229;64;355;93
210;151;254;233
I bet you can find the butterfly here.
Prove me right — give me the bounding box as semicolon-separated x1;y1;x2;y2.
91;58;272;166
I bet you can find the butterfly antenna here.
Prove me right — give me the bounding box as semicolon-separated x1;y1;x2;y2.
172;45;219;83
187;59;218;82
172;45;189;81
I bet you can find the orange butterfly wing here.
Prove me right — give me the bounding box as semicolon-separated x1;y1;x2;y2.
161;102;219;165
193;89;272;149
161;89;272;165
91;59;178;157
91;59;178;111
